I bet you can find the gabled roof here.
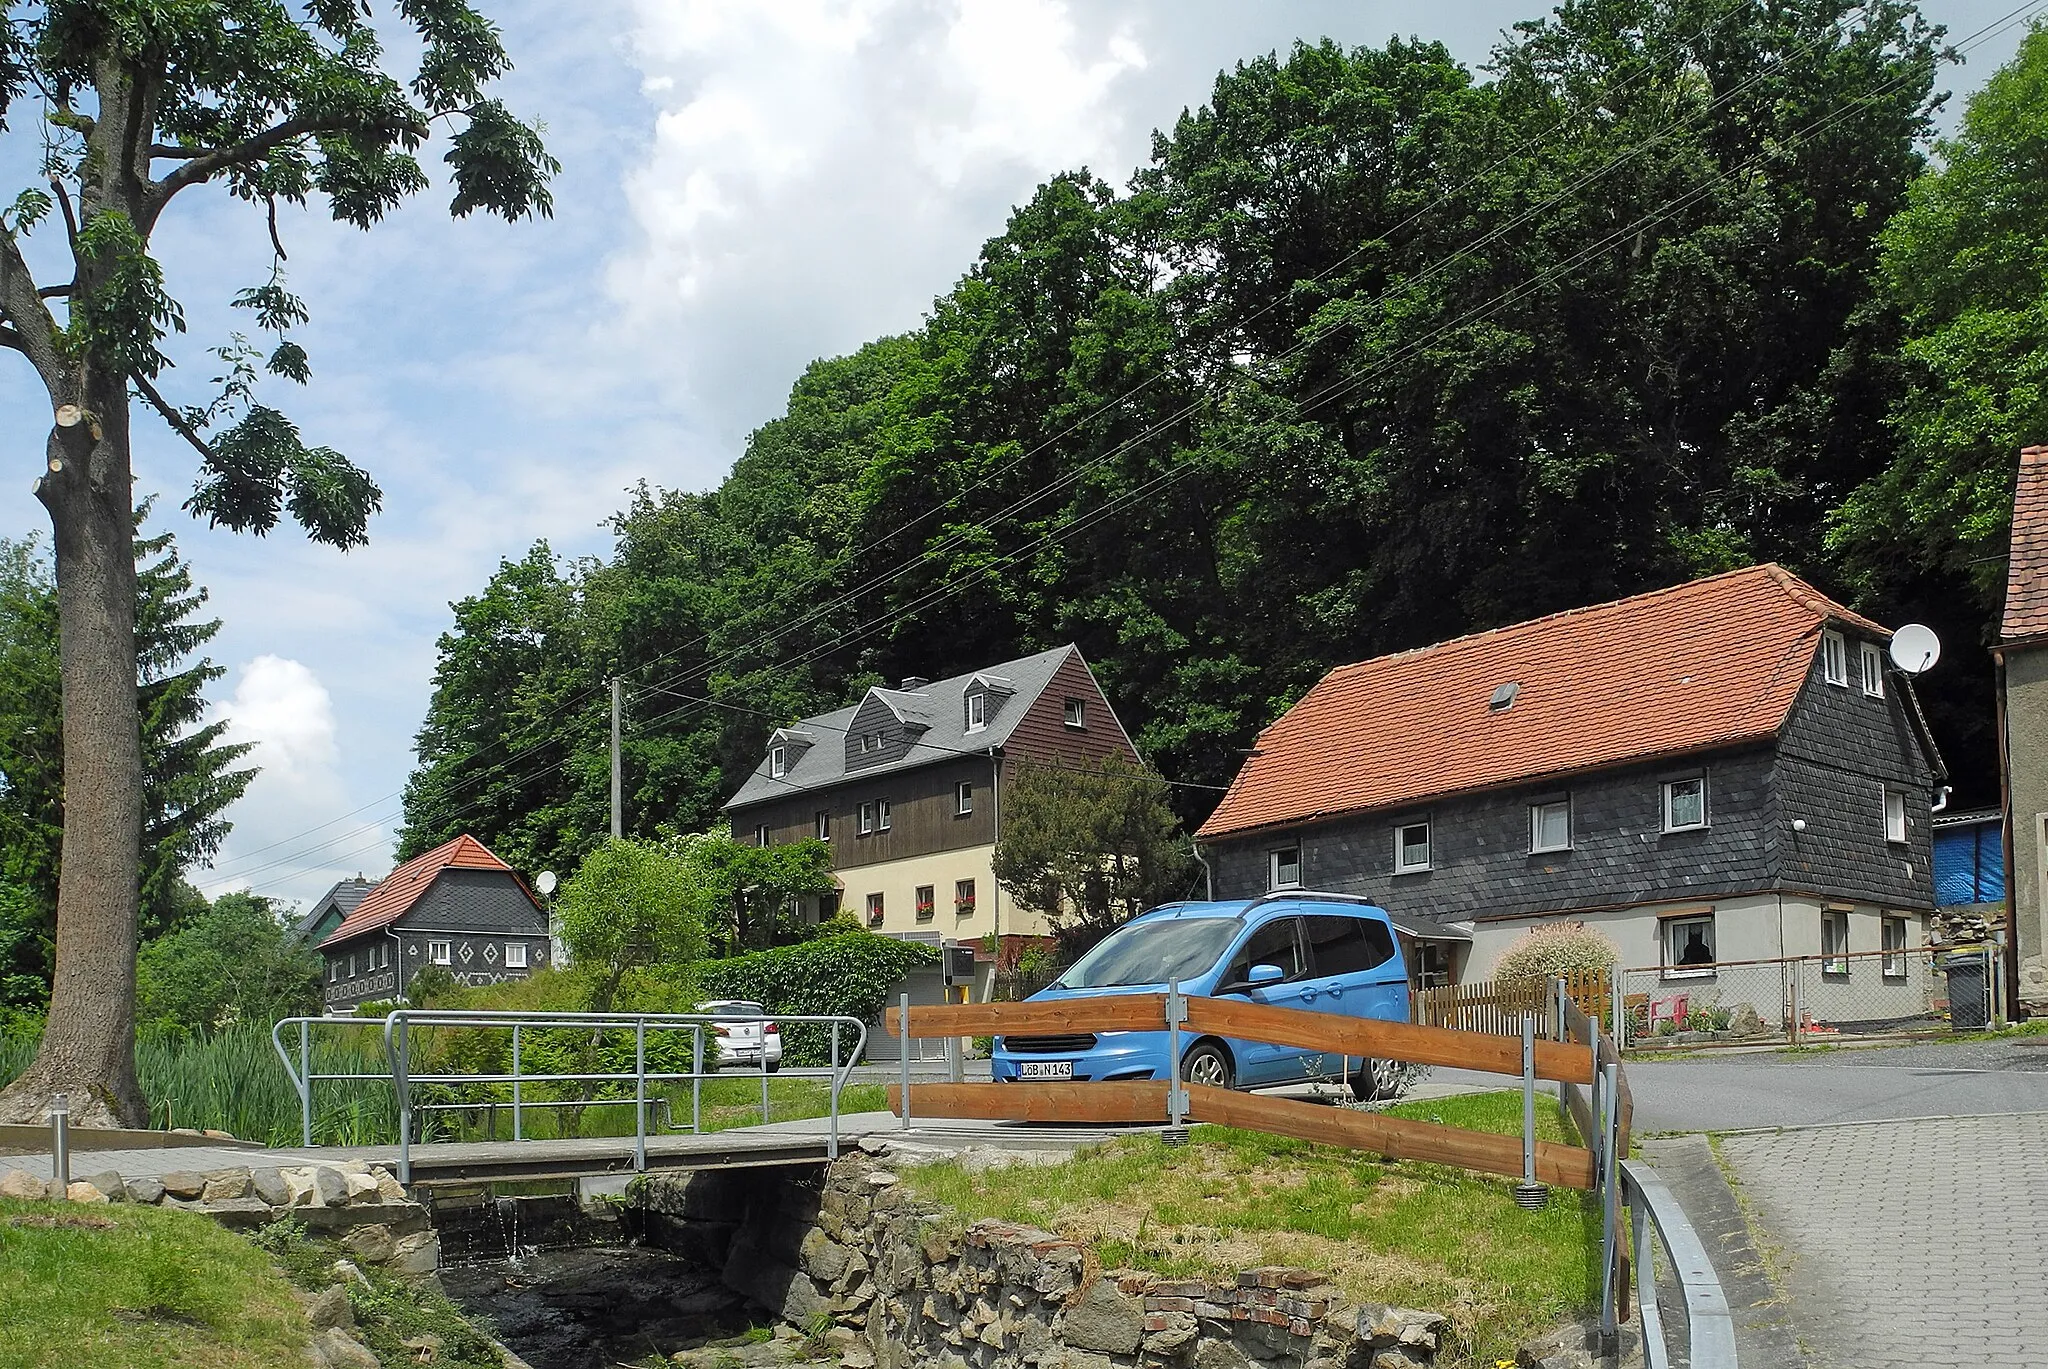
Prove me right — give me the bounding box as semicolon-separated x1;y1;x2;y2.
289;876;374;943
1198;564;1890;841
320;834;523;947
2003;446;2048;642
725;644;1082;807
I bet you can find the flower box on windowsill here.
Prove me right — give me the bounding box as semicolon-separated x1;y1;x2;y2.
955;900;975;916
867;913;884;928
915;904;935;921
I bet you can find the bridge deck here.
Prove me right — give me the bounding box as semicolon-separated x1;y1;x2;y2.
307;1130;845;1185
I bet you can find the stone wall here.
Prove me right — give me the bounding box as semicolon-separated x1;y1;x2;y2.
630;1150;1446;1369
0;1158;440;1276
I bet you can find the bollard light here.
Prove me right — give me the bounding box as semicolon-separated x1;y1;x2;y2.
48;1092;70;1194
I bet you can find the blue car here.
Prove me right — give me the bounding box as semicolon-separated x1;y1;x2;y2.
992;893;1411;1100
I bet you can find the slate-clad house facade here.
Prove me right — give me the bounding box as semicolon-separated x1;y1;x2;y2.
1197;566;1944;996
317;834;550;1013
288;875;374;947
724;644;1141;958
1999;445;2048;1010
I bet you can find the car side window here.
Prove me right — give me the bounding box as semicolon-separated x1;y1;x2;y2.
1305;914;1396;976
1223;917;1304;987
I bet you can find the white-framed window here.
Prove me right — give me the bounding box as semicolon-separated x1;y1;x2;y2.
1271;846;1301;888
1063;698;1088;729
859;732;882;754
1663;913;1716;977
1882;916;1908;978
1394;821;1431;873
955;878;976;915
965;691;986;733
429;940;452;966
1821;629;1848;686
1530;798;1571;853
865;892;884;926
915;885;936;921
1821;909;1849;976
954;781;973;816
1861;641;1885;698
815;810;830;840
1883;788;1907;844
769;744;787;778
347;953;357;976
1663;776;1707;832
505;942;528;969
859;801;875;835
329;962;339;983
755;823;770;847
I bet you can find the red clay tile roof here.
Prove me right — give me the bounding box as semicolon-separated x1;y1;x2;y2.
2002;446;2048;642
320;834;520;946
1197;564;1890;841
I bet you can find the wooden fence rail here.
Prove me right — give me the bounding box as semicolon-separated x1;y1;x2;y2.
1413;970;1613;1036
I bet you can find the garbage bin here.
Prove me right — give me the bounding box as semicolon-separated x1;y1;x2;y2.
1936;948;1993;1031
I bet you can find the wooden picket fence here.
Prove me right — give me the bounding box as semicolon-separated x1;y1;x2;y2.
1412;969;1612;1036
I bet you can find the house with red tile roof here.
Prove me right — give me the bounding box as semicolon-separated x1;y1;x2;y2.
316;834;550;1012
1997;445;2048;1009
1197;565;1944;1018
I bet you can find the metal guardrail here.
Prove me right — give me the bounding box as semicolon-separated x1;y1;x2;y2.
271;1009;868;1183
1621;1158;1738;1368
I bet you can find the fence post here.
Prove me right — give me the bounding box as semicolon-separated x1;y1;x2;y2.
299;1019;313;1148
1611;970;1626;1052
1514;1015;1546;1209
1165;979;1188;1145
634;1019;647;1174
47;1093;68;1195
395;1015;412;1185
899;992;912;1132
1599;1058;1622;1351
1790;960;1804;1045
829;1020;842;1161
691;1025;703;1136
512;1023;523;1142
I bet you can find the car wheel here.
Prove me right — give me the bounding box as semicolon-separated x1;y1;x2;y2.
1349;1058;1402;1102
1182;1041;1234;1091
766;1060;781;1074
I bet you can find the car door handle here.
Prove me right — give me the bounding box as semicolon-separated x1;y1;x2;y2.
1300;987;1319;1001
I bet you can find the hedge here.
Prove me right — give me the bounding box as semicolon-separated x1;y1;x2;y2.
698;932;939;1065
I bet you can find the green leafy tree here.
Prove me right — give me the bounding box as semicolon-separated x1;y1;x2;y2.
992;757;1196;949
0;1;555;1126
0;515;255;1000
663;829;839;956
135;891;318;1035
555;838;707;1014
1829;21;2048;603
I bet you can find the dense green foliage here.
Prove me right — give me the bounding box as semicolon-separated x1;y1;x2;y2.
662;828;839;956
699;931;939;1065
0;515;255;1001
404;0;2019;863
135;892;319;1036
554;838;707;1012
992;756;1198;945
1487;921;1621;987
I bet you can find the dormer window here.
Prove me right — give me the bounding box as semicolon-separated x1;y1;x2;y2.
769;744;787;778
966;691;987;733
1821;630;1848;686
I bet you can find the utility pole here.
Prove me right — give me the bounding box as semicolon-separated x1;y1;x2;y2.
610;676;623;840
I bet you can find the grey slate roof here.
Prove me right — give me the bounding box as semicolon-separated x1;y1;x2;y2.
289;876;374;943
725;645;1079;808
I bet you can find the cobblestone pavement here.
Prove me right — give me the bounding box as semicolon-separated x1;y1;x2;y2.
1715;1112;2048;1369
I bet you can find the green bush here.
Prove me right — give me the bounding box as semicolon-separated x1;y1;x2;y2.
1490;922;1619;989
699;932;938;1065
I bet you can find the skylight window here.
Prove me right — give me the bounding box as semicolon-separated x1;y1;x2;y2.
1489;681;1519;712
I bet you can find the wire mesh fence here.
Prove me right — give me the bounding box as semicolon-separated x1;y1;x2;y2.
1619;946;1957;1046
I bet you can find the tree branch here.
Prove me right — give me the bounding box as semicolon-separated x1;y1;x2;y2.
37;283;73;299
0;232;64;388
0;326;27;356
129;372;214;461
49;180;78;251
154;116;320;201
148;144;216;161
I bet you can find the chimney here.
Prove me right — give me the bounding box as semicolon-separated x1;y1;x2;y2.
900;676;930;690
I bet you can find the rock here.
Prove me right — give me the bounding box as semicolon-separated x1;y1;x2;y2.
340;1224;395;1264
306;1284;354;1330
387;1231;440;1276
330;1260;371;1289
249;1167;292;1207
126;1176;164;1205
81;1171;126;1202
1061;1279;1144;1356
866;1170;899;1188
0;1169;45;1200
801;1228;853;1284
1357;1306;1447;1353
204;1196;280;1228
201;1129;235;1141
310;1326;380;1369
1194;1339;1253;1369
1727;1003;1765;1037
373;1169;406;1202
159;1170;206;1200
64;1181;109;1204
201;1169;253;1203
1515;1318;1632;1369
342;1172;379;1202
310;1168;350;1207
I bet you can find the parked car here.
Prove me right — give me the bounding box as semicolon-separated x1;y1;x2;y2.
990;894;1410;1099
702;999;782;1072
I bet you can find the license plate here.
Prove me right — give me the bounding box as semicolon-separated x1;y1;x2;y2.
1018;1060;1073;1080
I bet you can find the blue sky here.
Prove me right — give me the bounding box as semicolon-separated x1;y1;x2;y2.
0;1;2031;911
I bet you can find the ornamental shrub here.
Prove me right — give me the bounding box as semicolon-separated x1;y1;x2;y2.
698;932;939;1065
1490;921;1619;989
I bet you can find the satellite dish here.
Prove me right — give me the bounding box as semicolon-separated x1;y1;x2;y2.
535;870;558;896
1889;624;1942;675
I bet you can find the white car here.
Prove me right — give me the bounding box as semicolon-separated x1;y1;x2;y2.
702;999;782;1072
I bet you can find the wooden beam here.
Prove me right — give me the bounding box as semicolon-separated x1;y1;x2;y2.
888;1080;1169;1124
1181;997;1596;1085
885;995;1168;1038
1184;1084;1597;1190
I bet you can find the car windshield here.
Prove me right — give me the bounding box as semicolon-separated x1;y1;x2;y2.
1059;917;1241;990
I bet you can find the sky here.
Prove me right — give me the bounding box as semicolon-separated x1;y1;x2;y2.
0;1;2034;913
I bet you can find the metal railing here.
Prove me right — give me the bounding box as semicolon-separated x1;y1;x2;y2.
1621;1158;1738;1368
271;1008;868;1183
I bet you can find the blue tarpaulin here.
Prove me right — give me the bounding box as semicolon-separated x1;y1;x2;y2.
1934;817;2005;906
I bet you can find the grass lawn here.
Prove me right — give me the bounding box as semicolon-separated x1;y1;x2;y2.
903;1090;1599;1369
0;1198;312;1369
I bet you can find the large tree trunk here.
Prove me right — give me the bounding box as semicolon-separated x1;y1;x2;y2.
0;392;147;1128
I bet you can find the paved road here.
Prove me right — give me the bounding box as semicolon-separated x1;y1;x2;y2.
1716;1113;2048;1369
